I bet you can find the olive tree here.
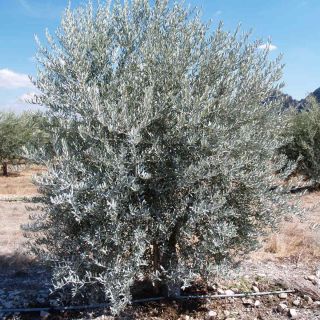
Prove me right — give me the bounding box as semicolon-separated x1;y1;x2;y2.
0;111;46;176
0;112;21;175
24;0;293;313
279;97;320;184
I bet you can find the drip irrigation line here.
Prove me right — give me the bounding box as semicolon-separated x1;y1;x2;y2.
177;289;295;300
0;289;295;314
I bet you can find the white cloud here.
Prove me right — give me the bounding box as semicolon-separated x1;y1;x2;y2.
18;92;37;103
258;43;278;51
0;69;33;89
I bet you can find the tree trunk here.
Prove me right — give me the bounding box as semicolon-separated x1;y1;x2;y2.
2;161;8;176
152;241;163;295
152;241;181;298
150;212;189;298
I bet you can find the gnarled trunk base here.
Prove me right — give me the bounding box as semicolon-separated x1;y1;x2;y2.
2;161;8;176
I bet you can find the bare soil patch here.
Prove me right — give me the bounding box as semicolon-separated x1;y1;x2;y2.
252;191;320;263
0;201;32;255
0;165;42;196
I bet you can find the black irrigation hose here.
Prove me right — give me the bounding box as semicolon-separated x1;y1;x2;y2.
0;289;295;314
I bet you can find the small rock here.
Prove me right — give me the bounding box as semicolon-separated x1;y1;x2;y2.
254;300;261;307
242;298;254;306
225;318;236;320
257;312;267;320
289;308;299;319
292;299;300;306
279;292;288;299
252;286;259;293
306;275;318;285
313;301;320;307
208;284;217;291
303;295;313;304
277;303;288;313
206;310;217;319
217;288;225;295
223;310;230;317
307;275;317;281
40;310;50;319
225;289;235;296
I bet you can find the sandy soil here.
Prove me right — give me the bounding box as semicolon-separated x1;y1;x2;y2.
0;201;32;256
0;164;42;196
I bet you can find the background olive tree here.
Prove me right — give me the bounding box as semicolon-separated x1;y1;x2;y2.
24;0;295;314
279;97;320;185
0;111;47;176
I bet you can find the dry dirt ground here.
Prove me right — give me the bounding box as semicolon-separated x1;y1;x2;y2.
0;166;320;319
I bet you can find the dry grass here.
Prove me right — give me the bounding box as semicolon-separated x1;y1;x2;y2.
0;164;43;196
253;191;320;262
0;201;32;255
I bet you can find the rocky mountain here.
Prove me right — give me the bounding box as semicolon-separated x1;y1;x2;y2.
281;87;320;111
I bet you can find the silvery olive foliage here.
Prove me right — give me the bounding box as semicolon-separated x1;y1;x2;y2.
280;97;320;184
24;0;295;314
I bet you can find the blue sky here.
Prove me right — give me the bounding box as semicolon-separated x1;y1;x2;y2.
0;0;319;112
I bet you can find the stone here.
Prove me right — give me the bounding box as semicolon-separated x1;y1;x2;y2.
313;301;320;306
292;299;300;306
242;298;254;306
40;310;50;319
306;275;318;285
225;289;235;296
278;292;288;299
277;303;288;313
289;308;299;319
217;288;225;295
303;295;313;304
223;310;231;317
307;275;317;281
208;284;217;291
254;300;261;307
206;310;217;319
252;286;259;293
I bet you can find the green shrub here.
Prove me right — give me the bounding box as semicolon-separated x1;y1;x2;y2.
280;98;320;184
0;111;48;175
24;0;295;314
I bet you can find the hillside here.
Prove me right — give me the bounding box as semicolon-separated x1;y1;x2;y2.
282;87;320;110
